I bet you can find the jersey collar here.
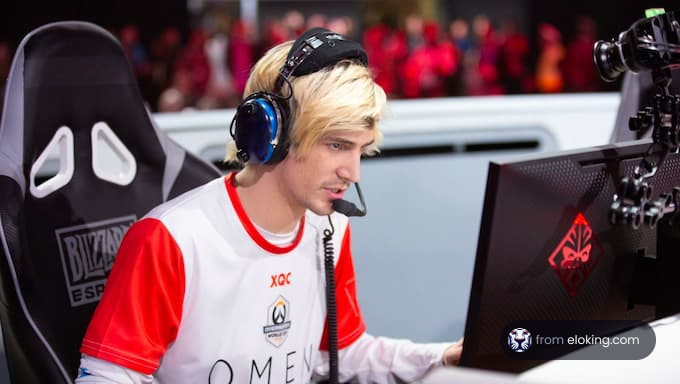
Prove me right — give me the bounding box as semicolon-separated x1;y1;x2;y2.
225;172;305;254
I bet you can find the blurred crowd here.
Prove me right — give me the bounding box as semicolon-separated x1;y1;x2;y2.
0;10;605;113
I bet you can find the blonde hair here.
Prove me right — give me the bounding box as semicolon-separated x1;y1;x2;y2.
226;40;386;163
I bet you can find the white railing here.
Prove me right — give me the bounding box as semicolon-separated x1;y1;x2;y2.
153;92;621;165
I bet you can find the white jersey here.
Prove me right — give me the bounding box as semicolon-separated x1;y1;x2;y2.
81;173;364;383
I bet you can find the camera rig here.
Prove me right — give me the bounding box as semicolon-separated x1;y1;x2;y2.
597;8;680;229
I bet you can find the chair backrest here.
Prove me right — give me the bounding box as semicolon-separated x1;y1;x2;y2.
0;21;222;383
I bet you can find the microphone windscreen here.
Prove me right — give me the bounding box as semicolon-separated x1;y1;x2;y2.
332;199;364;217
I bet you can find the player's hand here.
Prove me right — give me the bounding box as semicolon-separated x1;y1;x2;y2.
442;338;463;366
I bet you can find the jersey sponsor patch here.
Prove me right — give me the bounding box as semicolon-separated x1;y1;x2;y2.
263;295;292;347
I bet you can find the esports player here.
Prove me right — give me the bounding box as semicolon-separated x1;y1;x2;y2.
75;28;462;383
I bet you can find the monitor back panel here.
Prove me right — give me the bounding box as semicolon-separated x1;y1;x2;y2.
460;140;679;373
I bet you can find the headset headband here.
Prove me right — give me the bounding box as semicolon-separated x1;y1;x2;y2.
275;27;368;91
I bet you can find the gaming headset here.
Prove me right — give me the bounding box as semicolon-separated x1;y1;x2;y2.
229;27;368;165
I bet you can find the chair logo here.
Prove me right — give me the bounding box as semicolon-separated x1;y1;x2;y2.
548;212;603;297
55;215;135;307
263;295;292;347
508;328;532;352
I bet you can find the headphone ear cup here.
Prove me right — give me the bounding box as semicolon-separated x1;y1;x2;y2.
265;96;290;164
232;96;281;164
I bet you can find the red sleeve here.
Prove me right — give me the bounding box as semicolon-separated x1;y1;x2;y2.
80;218;185;374
320;225;366;350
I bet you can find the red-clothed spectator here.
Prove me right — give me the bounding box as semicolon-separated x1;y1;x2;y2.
473;14;504;95
175;29;211;99
535;23;565;93
363;24;408;97
262;19;288;51
228;20;255;96
401;21;458;98
282;10;305;39
563;16;600;92
499;19;530;94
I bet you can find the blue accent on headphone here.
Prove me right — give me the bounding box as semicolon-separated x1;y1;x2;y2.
230;28;368;165
231;94;285;164
256;98;278;163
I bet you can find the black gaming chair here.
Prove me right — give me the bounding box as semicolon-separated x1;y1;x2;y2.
0;21;222;383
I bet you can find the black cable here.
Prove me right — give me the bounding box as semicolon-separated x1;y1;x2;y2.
322;215;339;384
277;73;295;100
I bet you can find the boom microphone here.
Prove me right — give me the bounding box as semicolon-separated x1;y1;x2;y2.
332;182;367;217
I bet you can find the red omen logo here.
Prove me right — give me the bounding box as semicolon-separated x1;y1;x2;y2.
548;213;603;297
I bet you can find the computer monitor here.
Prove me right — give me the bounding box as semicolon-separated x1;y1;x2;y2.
459;138;680;373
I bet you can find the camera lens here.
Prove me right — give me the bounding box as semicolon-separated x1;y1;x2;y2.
593;40;626;82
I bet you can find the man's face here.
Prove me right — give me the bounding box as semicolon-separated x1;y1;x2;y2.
277;129;375;216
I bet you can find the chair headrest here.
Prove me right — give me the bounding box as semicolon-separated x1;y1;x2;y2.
0;21;180;199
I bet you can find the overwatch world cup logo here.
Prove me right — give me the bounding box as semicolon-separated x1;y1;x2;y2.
508;328;532;352
263;295;292;347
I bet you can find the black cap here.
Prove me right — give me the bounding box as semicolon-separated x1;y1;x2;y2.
280;27;368;81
